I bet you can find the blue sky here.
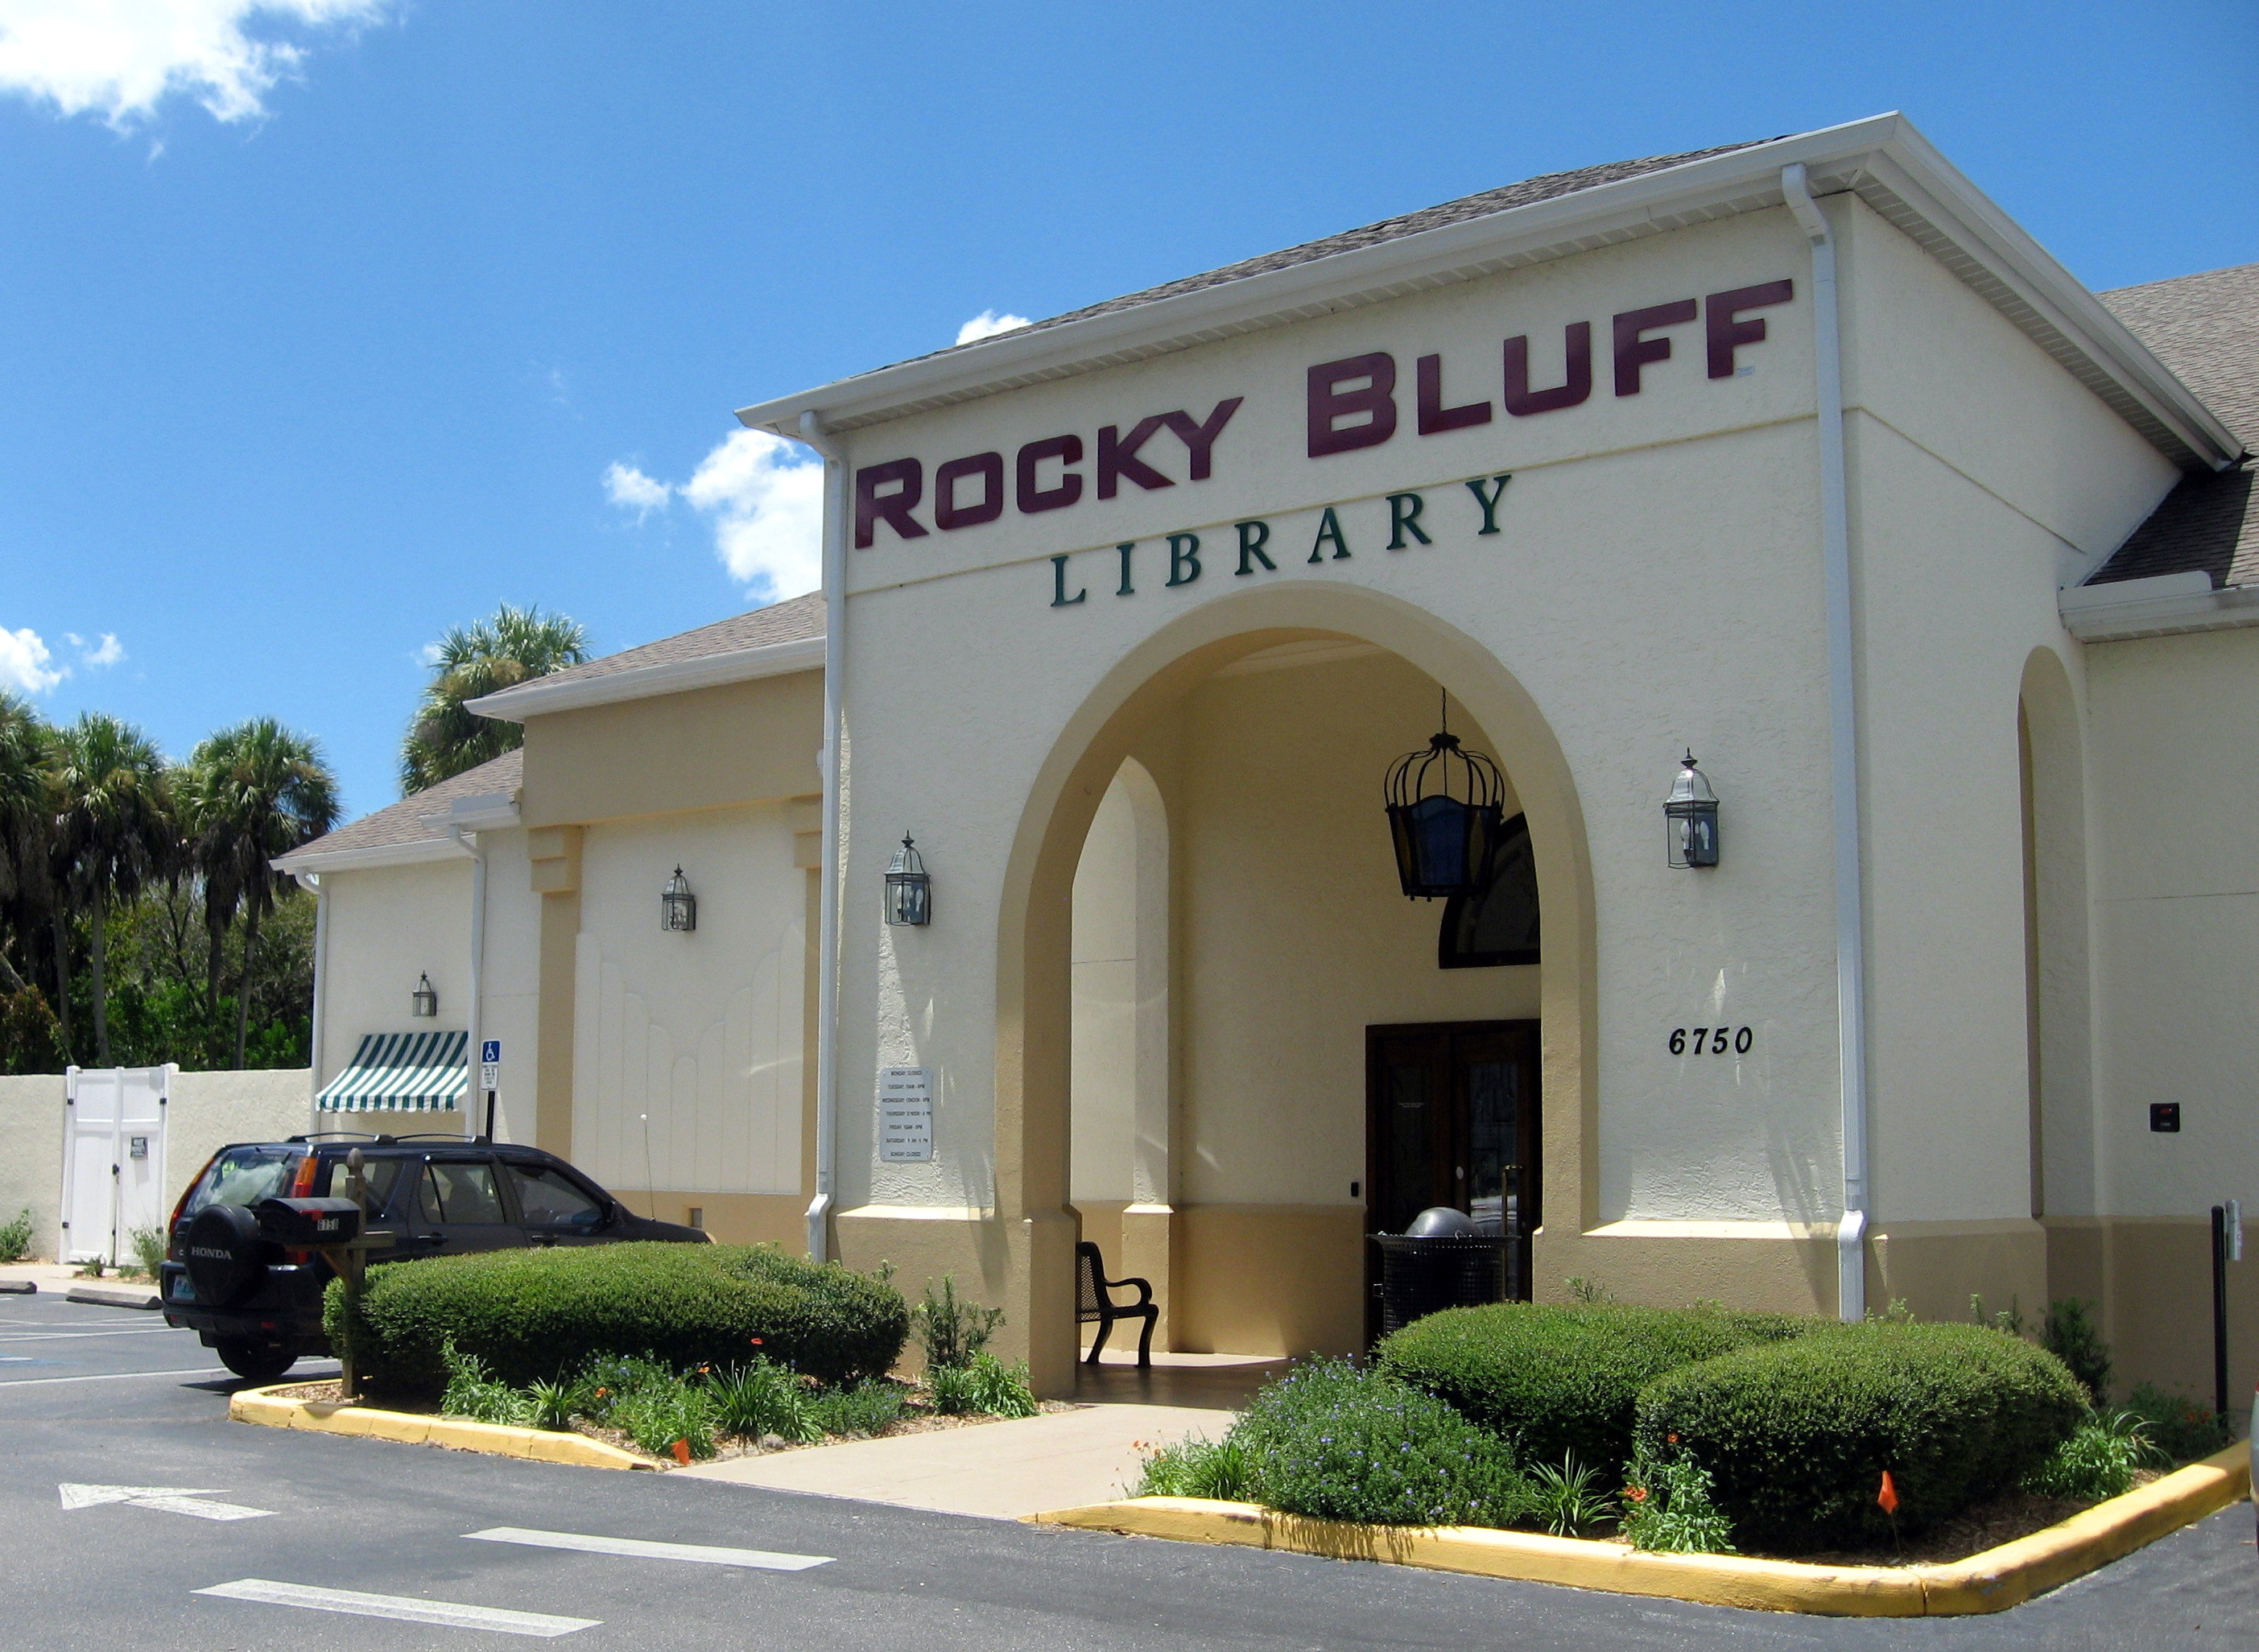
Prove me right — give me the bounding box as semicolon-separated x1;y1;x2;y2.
2;0;2253;820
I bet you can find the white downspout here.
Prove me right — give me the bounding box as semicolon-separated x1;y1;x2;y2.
449;826;489;1143
1783;163;1870;1322
294;870;327;1137
793;407;846;1263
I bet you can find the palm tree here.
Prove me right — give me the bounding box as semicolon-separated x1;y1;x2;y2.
49;713;175;1066
401;605;589;791
184;720;340;1069
0;692;52;1001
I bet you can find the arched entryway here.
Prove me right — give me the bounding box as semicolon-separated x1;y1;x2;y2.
996;584;1597;1394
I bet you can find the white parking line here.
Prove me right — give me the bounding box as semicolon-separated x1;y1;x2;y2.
0;1366;226;1387
195;1580;599;1638
0;1327;186;1342
466;1525;832;1571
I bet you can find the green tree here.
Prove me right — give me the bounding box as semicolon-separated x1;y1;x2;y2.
48;713;176;1066
182;720;339;1069
0;692;50;992
401;605;588;791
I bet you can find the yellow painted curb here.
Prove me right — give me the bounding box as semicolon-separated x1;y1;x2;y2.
230;1386;652;1471
1030;1443;2249;1617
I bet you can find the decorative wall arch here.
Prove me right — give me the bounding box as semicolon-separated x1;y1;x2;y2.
2018;644;2095;1223
991;581;1598;1390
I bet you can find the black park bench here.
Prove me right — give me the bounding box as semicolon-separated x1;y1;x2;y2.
1076;1241;1157;1369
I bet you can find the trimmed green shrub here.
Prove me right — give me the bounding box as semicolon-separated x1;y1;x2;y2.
1232;1359;1533;1528
328;1241;909;1394
1376;1302;1813;1470
0;1208;32;1262
1633;1323;2085;1552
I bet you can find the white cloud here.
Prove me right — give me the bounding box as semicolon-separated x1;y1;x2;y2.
602;461;672;517
79;631;124;667
0;626;64;694
681;430;824;604
956;309;1031;346
0;0;390;128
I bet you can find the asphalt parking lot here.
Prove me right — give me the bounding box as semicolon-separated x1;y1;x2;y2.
2;1294;2252;1650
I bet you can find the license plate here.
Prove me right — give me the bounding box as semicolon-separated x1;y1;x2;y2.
169;1276;196;1303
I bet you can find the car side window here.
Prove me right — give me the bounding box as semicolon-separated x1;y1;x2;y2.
318;1156;404;1211
505;1163;605;1230
417;1160;508;1225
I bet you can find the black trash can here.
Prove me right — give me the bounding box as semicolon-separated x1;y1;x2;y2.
1372;1233;1507;1336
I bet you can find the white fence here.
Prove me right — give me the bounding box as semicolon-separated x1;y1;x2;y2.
0;1068;312;1264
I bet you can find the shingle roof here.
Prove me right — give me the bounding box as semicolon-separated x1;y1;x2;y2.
520;592;825;692
291;748;521;860
2088;262;2257;588
902;142;1771;367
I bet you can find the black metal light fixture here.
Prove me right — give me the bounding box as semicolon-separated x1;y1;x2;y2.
1385;707;1505;899
1664;752;1720;869
885;835;931;926
411;973;439;1018
661;865;698;931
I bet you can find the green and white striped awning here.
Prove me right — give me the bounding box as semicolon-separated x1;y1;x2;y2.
316;1030;467;1112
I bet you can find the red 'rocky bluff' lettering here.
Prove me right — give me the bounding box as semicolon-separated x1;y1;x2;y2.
1307;353;1398;457
854;457;928;547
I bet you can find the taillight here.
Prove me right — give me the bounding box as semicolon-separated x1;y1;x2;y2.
283;1153;321;1265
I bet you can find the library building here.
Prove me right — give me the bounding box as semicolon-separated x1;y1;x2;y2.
280;114;2259;1398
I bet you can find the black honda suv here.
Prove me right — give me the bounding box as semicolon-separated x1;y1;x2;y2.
160;1134;707;1381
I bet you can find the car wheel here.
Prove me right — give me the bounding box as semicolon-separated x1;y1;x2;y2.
215;1337;297;1382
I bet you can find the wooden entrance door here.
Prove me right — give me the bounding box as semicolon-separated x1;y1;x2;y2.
1365;1021;1540;1334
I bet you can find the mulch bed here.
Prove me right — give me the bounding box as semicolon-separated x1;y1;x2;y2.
262;1378;1075;1468
1784;1469;2163;1567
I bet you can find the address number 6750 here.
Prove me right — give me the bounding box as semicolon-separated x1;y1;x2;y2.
1670;1026;1753;1055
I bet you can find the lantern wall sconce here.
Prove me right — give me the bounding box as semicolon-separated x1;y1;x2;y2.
411;973;439;1018
1384;714;1506;900
661;865;698;931
885;835;931;926
1665;752;1721;869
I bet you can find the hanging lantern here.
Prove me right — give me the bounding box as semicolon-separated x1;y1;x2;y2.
1664;752;1720;868
1385;723;1505;899
885;835;931;926
661;865;698;931
410;973;439;1018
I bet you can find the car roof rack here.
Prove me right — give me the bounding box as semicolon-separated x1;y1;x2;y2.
285;1131;389;1143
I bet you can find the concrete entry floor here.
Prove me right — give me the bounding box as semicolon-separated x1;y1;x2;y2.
680;1352;1282;1520
1071;1348;1289;1411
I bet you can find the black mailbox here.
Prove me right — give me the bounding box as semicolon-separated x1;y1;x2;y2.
256;1196;364;1246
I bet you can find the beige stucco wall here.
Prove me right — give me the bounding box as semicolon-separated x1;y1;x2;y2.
568;804;805;1200
0;1067;311;1261
315;856;473;1097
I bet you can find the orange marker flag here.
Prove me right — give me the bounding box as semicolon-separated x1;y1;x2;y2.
673;1438;692;1466
1877;1470;1899;1515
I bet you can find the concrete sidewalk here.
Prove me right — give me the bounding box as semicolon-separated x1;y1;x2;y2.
679;1400;1235;1518
680;1350;1284;1520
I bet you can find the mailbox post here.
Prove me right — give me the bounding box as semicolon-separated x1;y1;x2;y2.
254;1149;392;1400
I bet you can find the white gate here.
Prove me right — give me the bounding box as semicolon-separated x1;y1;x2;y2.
60;1066;171;1266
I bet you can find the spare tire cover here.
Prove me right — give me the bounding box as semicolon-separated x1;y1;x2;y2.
184;1203;266;1307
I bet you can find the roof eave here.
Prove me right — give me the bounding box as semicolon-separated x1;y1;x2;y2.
735;112;2238;473
273;836;473;875
469;632;827;722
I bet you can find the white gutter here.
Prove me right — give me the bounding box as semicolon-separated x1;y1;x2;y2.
273;835;470;876
1784;163;1870;1324
2060;570;2259;641
441;824;490;1142
294;870;327;1135
776;407;847;1264
469;634;825;722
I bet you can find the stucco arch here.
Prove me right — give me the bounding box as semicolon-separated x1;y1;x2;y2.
991;581;1598;1391
2017;644;2095;1225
